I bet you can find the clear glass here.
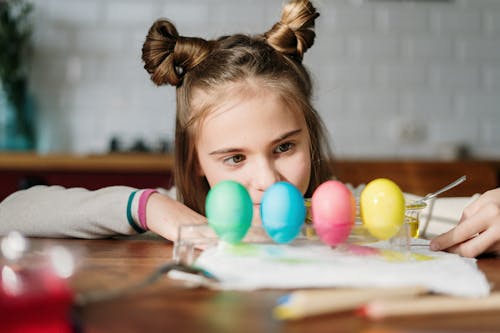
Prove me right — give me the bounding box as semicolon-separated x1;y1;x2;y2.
174;200;425;265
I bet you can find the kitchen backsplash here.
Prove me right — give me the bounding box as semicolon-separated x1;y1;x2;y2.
28;0;500;159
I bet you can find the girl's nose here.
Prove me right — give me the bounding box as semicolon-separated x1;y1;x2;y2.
254;159;281;191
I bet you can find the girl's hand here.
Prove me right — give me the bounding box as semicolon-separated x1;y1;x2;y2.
430;188;500;258
145;193;207;242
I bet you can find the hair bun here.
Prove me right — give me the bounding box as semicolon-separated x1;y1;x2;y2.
142;19;211;86
142;20;181;86
264;0;319;60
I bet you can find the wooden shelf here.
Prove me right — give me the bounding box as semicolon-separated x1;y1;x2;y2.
0;153;498;200
333;159;499;197
0;152;174;172
0;153;175;201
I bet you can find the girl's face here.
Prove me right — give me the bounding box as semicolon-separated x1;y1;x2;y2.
195;88;312;225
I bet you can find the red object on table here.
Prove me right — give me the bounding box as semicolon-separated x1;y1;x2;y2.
0;265;74;333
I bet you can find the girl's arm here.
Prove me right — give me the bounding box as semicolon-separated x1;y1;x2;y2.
0;185;139;238
430;188;500;257
146;192;207;241
0;185;206;240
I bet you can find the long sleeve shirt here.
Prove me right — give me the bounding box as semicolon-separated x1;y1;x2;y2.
0;185;141;238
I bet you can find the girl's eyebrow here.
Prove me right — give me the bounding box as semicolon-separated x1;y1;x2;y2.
209;129;302;155
272;128;302;145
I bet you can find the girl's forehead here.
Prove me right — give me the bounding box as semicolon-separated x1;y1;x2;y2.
203;89;299;124
196;90;308;150
188;78;306;140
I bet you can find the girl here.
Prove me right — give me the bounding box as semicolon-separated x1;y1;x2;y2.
0;0;333;241
1;0;499;258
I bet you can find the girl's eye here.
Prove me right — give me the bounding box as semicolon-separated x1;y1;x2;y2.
274;142;294;153
223;154;246;165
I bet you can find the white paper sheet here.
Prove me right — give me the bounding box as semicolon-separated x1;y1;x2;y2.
188;239;490;297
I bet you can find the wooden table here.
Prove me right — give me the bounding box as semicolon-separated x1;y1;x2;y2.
23;238;500;333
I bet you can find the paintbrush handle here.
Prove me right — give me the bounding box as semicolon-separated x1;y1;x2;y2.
420;175;467;202
362;291;500;319
274;285;427;320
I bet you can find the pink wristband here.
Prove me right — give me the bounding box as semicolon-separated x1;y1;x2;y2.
138;189;158;231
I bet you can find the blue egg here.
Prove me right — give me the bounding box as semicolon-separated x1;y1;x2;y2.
205;180;253;244
260;182;306;243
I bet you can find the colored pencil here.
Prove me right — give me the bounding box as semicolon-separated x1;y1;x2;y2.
273;285;427;320
359;291;500;320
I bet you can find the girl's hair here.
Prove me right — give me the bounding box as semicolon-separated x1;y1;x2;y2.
142;0;334;214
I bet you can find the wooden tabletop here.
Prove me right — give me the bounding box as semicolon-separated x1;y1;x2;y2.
21;238;500;333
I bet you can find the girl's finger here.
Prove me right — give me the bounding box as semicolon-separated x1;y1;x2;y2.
444;225;500;258
430;206;493;251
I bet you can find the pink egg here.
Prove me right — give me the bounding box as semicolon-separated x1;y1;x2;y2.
311;180;356;246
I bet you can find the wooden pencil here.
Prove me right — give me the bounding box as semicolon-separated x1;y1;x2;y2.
360;291;500;320
273;285;427;320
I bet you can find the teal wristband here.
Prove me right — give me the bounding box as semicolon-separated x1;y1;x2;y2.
127;190;146;233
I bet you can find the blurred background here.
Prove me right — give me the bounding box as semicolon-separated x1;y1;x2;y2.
1;0;499;158
0;0;499;199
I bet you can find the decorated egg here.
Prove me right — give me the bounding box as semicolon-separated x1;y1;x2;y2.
311;180;356;246
205;180;253;244
360;178;405;240
260;182;306;243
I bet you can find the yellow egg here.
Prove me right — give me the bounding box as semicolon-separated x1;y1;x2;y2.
360;178;405;240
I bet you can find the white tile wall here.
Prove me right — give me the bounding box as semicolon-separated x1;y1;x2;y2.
28;0;500;159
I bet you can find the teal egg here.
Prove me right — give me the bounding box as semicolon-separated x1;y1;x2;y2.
260;182;306;243
205;180;253;244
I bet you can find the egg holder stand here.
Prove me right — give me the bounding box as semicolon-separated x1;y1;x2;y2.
173;200;427;266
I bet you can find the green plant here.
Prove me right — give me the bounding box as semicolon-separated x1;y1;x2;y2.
0;0;33;145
